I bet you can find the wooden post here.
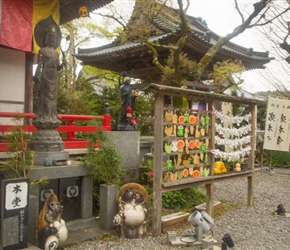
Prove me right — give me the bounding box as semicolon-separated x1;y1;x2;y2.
247;103;257;206
24;52;33;125
152;92;164;237
209;100;216;176
247;175;254;206
206;183;214;217
248;103;257;171
206;99;215;217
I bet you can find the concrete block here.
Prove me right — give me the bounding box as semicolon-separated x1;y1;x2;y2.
106;131;140;170
99;184;118;230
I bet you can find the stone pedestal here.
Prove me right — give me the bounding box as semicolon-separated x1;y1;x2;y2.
33;151;69;166
29;128;69;166
106;131;140;182
28;164;93;245
99;184;118;231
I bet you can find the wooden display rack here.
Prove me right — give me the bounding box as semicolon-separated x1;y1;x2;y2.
144;83;259;236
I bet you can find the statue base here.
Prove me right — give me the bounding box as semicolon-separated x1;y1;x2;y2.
33;151;69;166
117;125;137;131
29;139;68;166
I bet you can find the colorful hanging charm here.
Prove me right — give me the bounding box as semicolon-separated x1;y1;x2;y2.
176;153;182;166
188;140;195;150
189;165;194;175
200;143;207;153
177;170;183;180
204;167;210;177
172;111;178;124
177;125;184;137
184;125;189;138
195;125;200;138
182;168;189;177
177;140;185;152
184;112;190;123
170;171;178;182
166;160;173;170
165;142;173;154
185;139;189;154
190;124;194;135
178;114;185;124
189;115;197;124
200;152;204;161
193;153;200;164
205;153;209;163
165;110;173;122
193;170;201;178
172;140;178;152
164;125;173;136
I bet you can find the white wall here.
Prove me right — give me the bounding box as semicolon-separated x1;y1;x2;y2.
0;47;26;124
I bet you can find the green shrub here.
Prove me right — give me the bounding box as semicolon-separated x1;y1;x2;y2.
162;187;206;212
270;151;290;167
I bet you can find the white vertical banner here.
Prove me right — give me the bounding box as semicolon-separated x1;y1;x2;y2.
263;96;290;151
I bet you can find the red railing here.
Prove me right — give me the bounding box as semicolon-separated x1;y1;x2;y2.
0;112;111;152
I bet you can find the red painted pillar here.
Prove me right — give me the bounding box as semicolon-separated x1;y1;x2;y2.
67;120;75;139
102;102;111;131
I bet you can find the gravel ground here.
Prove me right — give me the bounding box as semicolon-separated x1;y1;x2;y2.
63;171;290;250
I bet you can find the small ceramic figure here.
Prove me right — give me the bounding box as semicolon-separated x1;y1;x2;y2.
235;162;241;172
113;183;149;238
38;193;68;250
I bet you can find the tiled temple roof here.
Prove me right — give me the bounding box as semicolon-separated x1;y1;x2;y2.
75;1;273;82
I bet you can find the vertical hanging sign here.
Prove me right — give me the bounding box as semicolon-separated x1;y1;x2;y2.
1;178;29;250
263;96;290;151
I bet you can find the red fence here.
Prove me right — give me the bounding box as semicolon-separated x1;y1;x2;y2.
0;112;111;152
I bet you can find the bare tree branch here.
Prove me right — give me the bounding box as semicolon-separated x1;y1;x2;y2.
235;0;245;23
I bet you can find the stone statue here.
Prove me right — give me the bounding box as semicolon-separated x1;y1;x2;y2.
120;76;132;126
29;15;68;165
33;20;63;129
117;72;138;131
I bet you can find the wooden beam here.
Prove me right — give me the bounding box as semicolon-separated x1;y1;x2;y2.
152;92;164;237
24;52;34;125
143;83;263;105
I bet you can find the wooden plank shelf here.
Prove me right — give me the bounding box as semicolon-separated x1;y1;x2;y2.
162;170;253;192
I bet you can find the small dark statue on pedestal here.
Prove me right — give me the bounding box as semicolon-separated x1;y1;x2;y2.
117;72;138;131
29;15;68;165
113;183;148;238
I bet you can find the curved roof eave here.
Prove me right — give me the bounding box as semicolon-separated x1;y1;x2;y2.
75;31;273;69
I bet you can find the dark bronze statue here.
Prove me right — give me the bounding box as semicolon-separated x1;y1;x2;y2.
118;72;138;131
29;15;68;165
120;76;132;126
33;18;63;129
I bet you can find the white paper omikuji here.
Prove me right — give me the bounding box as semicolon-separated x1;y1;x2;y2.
215;123;252;137
215;111;252;124
215;135;251;149
211;146;252;162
